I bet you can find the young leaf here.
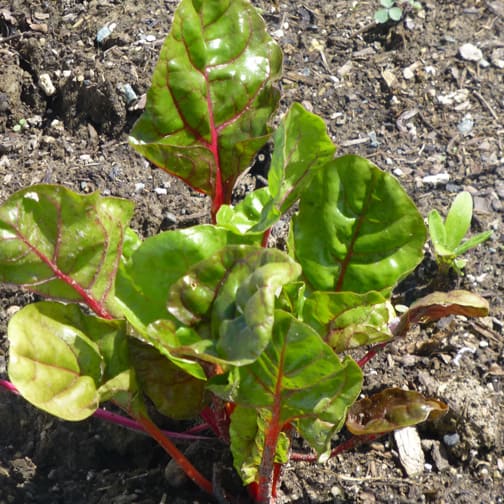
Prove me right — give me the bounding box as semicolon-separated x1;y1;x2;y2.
427;209;450;255
453;230;492;256
303;291;394;353
0;185;134;319
7;302;131;421
292;155;426;293
388;6;403;21
346;388;448;435
129;0;282;215
444;191;473;251
374;8;390;23
217;103;336;234
168;246;301;364
394;289;489;338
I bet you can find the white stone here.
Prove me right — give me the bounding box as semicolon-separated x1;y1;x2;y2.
39;73;56;96
459;43;483;62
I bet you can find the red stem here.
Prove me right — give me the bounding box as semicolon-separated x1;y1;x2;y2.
136;414;214;495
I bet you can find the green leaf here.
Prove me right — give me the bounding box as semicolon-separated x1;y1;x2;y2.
303;291;394;353
7;302;131;421
453;230;492;256
168;246;301;364
394;290;489;338
374;8;390;23
216;188;272;235
444;191;473;251
210;311;363;454
346;388;448;435
129;339;205;419
427;209;450;254
292;155;426;292
229;406;289;485
129;0;282;204
388;6;403;21
0;185;134;316
115;225;254;331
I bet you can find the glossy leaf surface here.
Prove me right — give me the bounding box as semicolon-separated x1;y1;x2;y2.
168;246;301;364
303;291;394;353
444;191;472;250
210;311;363;452
115;225;256;331
0;185;134;317
346;388;448;435
8;302;131;421
216;103;336;234
129;0;282;207
292;155;426;292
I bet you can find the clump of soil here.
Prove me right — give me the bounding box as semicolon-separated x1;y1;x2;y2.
0;1;503;503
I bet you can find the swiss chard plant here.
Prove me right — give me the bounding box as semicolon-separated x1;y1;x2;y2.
0;0;490;502
428;191;492;275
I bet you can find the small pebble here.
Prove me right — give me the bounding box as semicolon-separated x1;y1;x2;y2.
134;183;145;192
39;73;56;96
96;22;117;44
422;172;450;185
154;187;167;195
443;432;460;447
459;43;483;62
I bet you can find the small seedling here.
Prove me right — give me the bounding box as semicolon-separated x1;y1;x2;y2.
374;0;422;24
428;191;492;275
12;118;28;133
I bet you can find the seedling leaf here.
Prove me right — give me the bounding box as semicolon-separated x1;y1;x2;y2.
427;209;450;255
388;7;403;21
453;230;492;256
346;388;448;435
293;155;426;292
444;191;473;250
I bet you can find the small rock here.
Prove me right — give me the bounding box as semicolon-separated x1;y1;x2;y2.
38;73;56;96
96;22;117;44
459;43;483;62
457;113;474;135
422;172;450;185
491;48;504;69
154;187;167;195
134;183;145;192
394;426;424;477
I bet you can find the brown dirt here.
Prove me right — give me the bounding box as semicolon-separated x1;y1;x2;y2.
0;0;503;503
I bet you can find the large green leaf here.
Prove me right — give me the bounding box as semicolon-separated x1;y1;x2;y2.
303;291;395;353
168;246;301;364
0;185;134;317
129;0;282;205
115;225;256;331
292;155;426;292
210;311;363;455
7;302;132;421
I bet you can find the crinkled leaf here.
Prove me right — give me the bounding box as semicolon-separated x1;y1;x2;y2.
115;225;258;332
7;302;132;421
292;155;426;292
394;290;489;337
216;188;272;235
129;0;282;205
444;191;473;251
346;388;448;435
129;339;205;419
303;291;395;353
168;246;301;364
229;406;289;485
209;311;363;455
0;185;134;317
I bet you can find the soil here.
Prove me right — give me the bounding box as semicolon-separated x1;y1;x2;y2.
0;0;503;503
